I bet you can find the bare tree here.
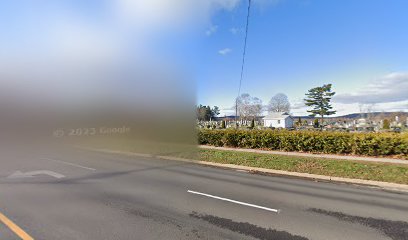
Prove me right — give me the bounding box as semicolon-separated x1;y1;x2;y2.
359;103;376;121
235;93;263;120
359;104;365;119
268;93;291;113
366;104;375;122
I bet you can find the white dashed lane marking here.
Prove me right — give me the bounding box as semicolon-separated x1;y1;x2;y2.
187;190;280;213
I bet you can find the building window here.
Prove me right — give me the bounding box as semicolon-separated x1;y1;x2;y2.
278;120;281;124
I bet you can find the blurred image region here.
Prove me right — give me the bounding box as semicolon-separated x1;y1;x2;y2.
0;0;197;158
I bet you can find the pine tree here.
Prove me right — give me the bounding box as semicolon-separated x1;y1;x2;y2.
297;117;302;127
250;119;255;129
304;84;336;126
314;118;320;128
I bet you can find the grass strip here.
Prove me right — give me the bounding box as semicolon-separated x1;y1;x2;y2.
190;149;408;185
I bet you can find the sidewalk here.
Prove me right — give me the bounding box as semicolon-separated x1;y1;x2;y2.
199;145;408;165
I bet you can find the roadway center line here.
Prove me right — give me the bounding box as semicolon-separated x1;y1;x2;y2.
187;190;280;213
41;158;96;171
0;211;34;240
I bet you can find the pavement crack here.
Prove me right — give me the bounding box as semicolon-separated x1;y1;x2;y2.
308;208;408;240
189;211;309;240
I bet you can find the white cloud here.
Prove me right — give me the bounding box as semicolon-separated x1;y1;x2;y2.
290;99;306;110
113;0;240;31
205;25;218;36
218;48;232;55
334;72;408;104
374;101;408;112
229;27;242;34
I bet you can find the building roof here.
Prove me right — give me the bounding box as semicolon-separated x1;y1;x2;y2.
263;112;292;120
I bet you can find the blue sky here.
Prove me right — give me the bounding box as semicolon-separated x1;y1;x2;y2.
196;0;408;116
1;0;407;116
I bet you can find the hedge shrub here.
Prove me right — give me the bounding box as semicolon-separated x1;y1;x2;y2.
198;129;408;159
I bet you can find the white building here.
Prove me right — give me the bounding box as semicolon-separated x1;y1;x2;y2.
263;112;294;128
356;118;367;128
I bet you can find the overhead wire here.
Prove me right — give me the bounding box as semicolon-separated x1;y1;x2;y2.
235;0;252;125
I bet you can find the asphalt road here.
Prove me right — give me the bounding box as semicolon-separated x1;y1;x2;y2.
1;147;408;240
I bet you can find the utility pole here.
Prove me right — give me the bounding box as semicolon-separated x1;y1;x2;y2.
235;98;238;128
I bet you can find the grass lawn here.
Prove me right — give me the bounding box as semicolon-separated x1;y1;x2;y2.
188;149;408;185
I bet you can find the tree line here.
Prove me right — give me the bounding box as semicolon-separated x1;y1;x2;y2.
196;105;220;121
197;84;337;122
233;93;292;120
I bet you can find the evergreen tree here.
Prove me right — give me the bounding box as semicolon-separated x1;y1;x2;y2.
196;105;220;121
383;119;390;129
297;117;302;127
304;84;336;126
314;118;320;128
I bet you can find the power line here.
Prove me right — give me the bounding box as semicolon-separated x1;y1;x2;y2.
238;0;251;97
235;0;252;125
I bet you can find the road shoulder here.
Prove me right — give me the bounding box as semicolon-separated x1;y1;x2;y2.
81;147;408;194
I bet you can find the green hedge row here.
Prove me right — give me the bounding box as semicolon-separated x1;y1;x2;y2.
198;129;408;158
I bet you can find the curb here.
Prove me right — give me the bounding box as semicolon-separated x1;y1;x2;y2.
81;147;408;193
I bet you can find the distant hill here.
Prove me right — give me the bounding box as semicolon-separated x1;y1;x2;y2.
293;112;408;120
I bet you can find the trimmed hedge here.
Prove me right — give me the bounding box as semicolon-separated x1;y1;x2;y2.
198;129;408;159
